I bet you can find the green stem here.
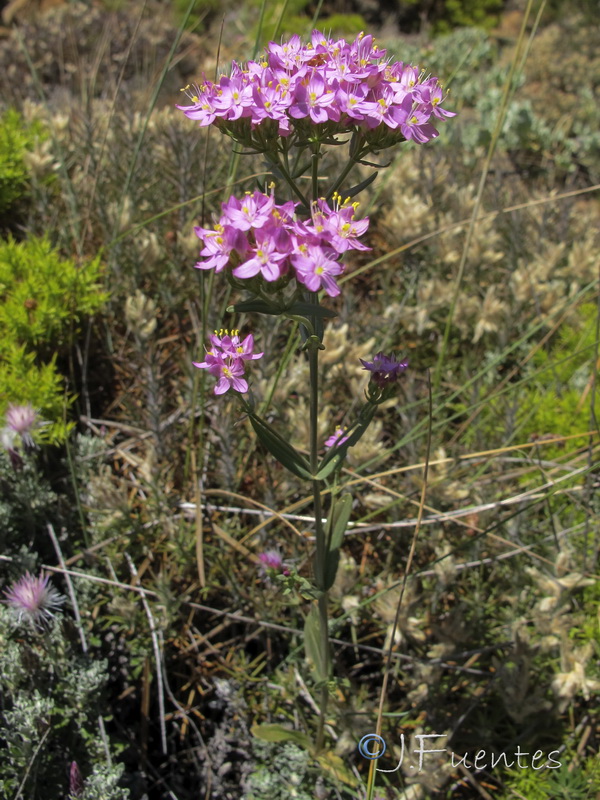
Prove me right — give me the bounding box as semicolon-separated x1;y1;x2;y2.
265;150;308;207
325;134;367;201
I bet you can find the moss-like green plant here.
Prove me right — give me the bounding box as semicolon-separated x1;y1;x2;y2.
0;237;107;444
0;109;47;219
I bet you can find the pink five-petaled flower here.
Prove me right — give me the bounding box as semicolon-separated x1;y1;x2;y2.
211;331;264;362
3;570;65;629
193;351;248;395
289;71;338;124
360;352;409;388
233;228;288;282
291;245;344;296
324;427;349;448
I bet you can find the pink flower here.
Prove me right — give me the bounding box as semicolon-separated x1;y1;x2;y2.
292;245;344;296
211;331;264;362
233;228;288;282
324;427;349;448
5;403;37;435
221;191;275;231
3;570;65;629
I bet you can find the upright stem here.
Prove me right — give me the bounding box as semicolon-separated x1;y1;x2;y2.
308;297;330;752
306;141;331;751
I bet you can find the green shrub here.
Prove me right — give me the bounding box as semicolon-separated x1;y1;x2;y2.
0;600;129;800
0;109;47;219
517;304;600;457
0;236;107;444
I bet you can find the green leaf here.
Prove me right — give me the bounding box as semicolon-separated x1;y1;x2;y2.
304;605;328;684
251;724;312;750
248;412;314;480
228;297;283;315
344;169;379;198
314;452;343;482
285;301;338;319
323;493;353;591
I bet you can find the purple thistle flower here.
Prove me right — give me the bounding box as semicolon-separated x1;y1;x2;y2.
360;352;409;388
324;427;349;448
5;403;38;450
3;570;65;629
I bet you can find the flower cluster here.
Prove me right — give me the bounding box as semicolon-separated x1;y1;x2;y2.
3;570;65;629
177;30;454;144
193;329;263;395
194;189;369;296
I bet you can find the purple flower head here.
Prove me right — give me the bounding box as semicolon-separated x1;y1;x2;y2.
360;352;408;388
259;549;284;571
324;427;349;448
3;570;65;629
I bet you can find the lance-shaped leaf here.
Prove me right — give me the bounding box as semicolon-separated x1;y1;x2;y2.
248;411;313;480
285;300;338;319
344;170;378;199
304;605;329;684
323;493;353;591
227;297;284;315
252;724;312;749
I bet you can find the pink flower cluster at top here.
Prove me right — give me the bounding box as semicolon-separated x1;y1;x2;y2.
195;189;369;296
193;329;263;395
177;30;454;142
